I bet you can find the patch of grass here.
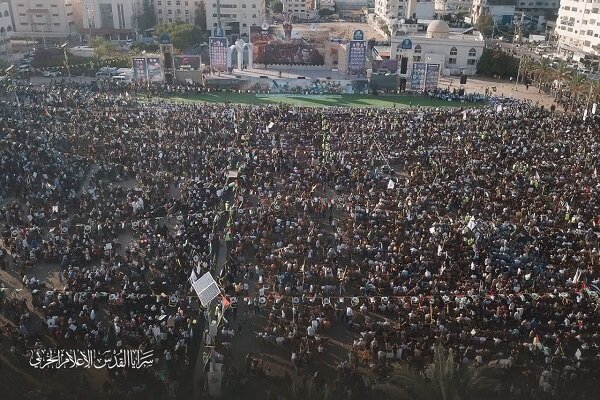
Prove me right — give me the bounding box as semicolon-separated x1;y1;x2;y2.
149;92;484;108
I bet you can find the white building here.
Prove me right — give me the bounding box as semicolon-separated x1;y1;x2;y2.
391;19;484;75
435;0;472;16
555;0;600;58
72;0;140;40
205;0;264;39
8;0;76;38
0;1;13;59
153;0;197;25
471;0;515;25
375;0;434;30
282;0;313;20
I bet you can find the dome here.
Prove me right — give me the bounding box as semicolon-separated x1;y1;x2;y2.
426;20;450;39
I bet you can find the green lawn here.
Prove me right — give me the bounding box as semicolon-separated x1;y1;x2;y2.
151;92;484;108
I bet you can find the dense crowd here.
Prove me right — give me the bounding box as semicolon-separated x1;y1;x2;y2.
0;80;599;399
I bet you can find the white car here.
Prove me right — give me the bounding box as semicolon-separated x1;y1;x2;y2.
42;70;61;77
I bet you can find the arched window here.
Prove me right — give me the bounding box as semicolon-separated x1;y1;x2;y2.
4;10;9;17
6;26;12;32
450;47;457;56
468;48;476;57
414;45;421;54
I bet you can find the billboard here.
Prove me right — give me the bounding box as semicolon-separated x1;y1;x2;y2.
424;64;440;90
250;25;327;66
410;62;426;91
132;57;148;81
348;40;366;75
372;60;398;74
209;37;228;72
146;57;163;82
174;55;201;70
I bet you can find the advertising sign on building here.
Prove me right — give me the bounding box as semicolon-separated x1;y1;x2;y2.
209;37;228;72
401;39;413;49
353;30;364;41
348;40;366;75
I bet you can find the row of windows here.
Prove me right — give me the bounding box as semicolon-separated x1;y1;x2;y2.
158;9;191;14
410;45;477;58
211;13;257;17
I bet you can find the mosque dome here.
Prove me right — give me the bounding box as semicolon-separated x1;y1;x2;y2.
426;20;450;39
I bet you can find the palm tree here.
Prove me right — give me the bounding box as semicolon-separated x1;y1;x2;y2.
519;56;535;83
533;58;553;92
388;344;502;400
552;61;572;82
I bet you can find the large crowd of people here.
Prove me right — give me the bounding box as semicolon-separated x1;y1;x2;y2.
0;79;599;399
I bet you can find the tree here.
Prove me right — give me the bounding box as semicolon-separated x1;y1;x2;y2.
477;48;519;78
532;58;553;91
390;344;501;400
552;60;572;82
519;56;534;82
272;1;284;13
155;22;202;52
379;21;391;37
476;15;493;37
194;0;207;32
90;38;118;59
318;8;334;18
138;0;157;33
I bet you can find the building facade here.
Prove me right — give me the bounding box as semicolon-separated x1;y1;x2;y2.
515;0;559;31
0;1;13;59
73;0;140;40
555;0;600;57
8;0;76;38
471;0;515;25
435;0;472;15
375;0;434;30
282;0;314;20
204;0;264;39
153;0;201;26
390;19;484;75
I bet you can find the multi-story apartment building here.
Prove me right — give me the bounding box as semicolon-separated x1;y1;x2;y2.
515;0;559;31
435;0;472;15
471;0;515;25
154;0;196;25
282;0;314;20
8;0;76;39
375;0;434;29
73;0;140;40
555;0;600;57
204;0;264;39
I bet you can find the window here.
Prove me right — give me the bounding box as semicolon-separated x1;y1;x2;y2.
252;14;256;17
158;9;162;13
448;57;457;64
176;9;181;14
413;56;421;62
157;1;162;5
468;48;476;57
168;9;172;14
213;13;217;17
450;47;457;56
185;9;189;14
252;4;256;7
467;59;476;65
176;0;180;4
242;23;247;27
242;4;246;7
167;0;171;5
159;17;163;22
169;18;173;22
414;45;421;54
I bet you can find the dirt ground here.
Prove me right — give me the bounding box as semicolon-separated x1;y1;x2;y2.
438;76;560;110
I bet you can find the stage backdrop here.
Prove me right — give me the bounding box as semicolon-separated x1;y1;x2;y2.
174;55;201;70
146;57;163;82
250;25;328;66
132;57;148;81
